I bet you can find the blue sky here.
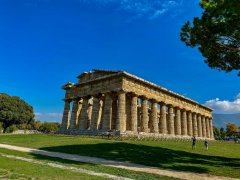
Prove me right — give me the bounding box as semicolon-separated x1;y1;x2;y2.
0;0;239;122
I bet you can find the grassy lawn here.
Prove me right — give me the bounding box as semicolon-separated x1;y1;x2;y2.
0;152;105;179
0;134;239;178
0;148;176;180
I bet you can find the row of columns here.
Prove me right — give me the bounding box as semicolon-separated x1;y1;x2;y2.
61;91;214;139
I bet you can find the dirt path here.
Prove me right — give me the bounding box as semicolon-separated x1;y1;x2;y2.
0;143;237;180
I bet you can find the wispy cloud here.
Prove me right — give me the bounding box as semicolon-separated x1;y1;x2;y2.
80;0;183;20
34;112;62;122
205;93;240;114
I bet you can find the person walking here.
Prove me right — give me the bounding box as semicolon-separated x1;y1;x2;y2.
192;136;196;150
204;139;208;150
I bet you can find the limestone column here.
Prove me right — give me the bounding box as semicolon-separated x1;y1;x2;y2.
197;114;202;137
192;113;198;137
78;97;89;130
137;99;141;130
102;93;113;130
97;99;104;129
69;98;80;129
168;105;175;135
205;117;210;138
61;99;71;130
111;95;118;130
209;118;214;139
116;91;126;132
130;94;138;132
160;103;167;134
187;111;193;136
76;99;83;128
150;99;158;133
126;95;132;131
90;95;102;130
141;96;149;133
181;109;187;136
201;116;206;138
87;97;93;129
174;107;181;135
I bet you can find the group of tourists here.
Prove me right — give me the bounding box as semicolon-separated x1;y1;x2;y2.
192;136;208;150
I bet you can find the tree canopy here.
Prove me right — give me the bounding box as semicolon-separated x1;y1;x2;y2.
180;0;240;75
226;123;238;136
0;93;34;132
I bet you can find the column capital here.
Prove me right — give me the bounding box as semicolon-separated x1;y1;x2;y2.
160;101;166;106
140;95;148;100
73;97;82;102
181;108;187;112
63;98;72;103
150;98;158;103
192;112;197;115
117;90;127;95
167;104;174;108
93;93;104;98
128;92;138;97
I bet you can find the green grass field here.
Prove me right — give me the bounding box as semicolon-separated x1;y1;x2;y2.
0;134;239;179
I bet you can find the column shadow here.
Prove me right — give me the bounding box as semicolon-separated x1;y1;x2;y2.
29;142;240;174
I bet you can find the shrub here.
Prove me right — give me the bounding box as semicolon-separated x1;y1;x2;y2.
5;124;18;133
39;122;60;133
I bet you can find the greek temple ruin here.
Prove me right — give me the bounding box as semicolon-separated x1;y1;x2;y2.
60;69;214;139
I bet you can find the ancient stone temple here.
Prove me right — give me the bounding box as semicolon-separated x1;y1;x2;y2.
60;69;214;139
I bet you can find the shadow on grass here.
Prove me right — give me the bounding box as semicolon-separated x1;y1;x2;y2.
31;142;240;174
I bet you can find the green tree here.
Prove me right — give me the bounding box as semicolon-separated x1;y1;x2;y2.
0;122;3;133
226;123;238;136
32;120;42;130
0;93;34;132
39;122;60;133
180;0;240;75
5;124;18;133
220;127;226;139
213;126;220;139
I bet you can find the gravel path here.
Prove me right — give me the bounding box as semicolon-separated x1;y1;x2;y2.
0;143;237;180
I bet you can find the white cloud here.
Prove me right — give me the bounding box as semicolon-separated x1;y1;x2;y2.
34;112;42;116
80;0;183;20
34;112;62;122
205;93;240;114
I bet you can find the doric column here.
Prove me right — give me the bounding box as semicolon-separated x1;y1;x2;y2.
181;109;187;136
130;94;138;132
141;96;149;133
205;117;210;138
168;105;175;135
87;97;93;129
61;99;71;130
209;118;214;139
150;99;158;133
69;98;80;129
90;95;103;130
192;113;198;137
126;95;132;131
159;102;167;134
116;91;126;132
187;111;193;136
201;116;206;138
197;114;202;137
76;99;83;128
111;95;118;130
102;93;113;130
174;107;181;135
78;96;89;130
